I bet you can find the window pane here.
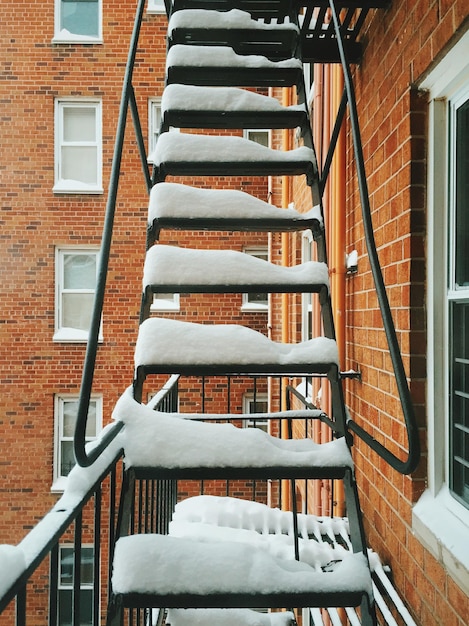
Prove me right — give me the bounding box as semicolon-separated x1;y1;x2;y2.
62;292;94;330
450;301;469;505
61;146;98;184
63;400;96;438
63;107;96;142
59;547;94;626
61;0;99;38
61;440;75;477
64;254;96;290
455;98;469;287
247;130;269;147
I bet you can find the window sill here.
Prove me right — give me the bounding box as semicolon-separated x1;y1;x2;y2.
52;34;103;45
412;487;469;594
51;477;67;494
53;183;103;195
53;328;103;343
241;304;268;312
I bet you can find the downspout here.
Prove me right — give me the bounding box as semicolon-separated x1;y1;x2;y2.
331;64;346;517
281;86;292;510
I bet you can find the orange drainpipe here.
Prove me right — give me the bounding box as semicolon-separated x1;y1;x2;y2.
281;86;292;511
331;64;346;517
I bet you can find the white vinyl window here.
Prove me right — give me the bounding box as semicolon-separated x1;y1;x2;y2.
151;292;180;311
242;247;269;311
54;0;102;43
54;100;102;194
148;98;179;162
243;393;268;432
301;230;314;340
244;129;270;147
58;545;95;625
413;29;469;594
147;0;166;14
55;248;100;342
53;395;101;489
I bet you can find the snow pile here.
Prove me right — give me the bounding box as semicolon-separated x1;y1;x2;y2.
151;132;314;166
162;85;306;113
148;182;322;224
172;496;350;542
143;245;329;290
167;45;302;69
111;533;371;596
169;9;299;32
113;388;352;470
134;318;338;368
167;609;294;626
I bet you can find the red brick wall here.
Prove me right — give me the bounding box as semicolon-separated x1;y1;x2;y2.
344;2;468;624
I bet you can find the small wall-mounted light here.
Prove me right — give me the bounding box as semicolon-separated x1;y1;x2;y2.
346;249;358;275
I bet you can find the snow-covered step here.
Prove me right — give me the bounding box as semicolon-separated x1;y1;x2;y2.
161;85;307;131
151;133;316;183
166;44;303;87
109;534;372;611
141;244;329;318
168;9;299;60
147;183;322;242
166;609;295;626
133;317;339;384
113;388;351;479
169;0;292;21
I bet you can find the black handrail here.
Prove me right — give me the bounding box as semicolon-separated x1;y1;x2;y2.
326;0;420;474
74;0;148;468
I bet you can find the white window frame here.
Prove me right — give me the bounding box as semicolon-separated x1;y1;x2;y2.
148;98;179;163
151;292;181;312
54;247;102;342
241;246;269;311
147;0;166;14
243;128;270;147
413;29;469;595
58;544;96;625
53;0;103;44
242;393;269;432
54;99;103;194
53;395;102;491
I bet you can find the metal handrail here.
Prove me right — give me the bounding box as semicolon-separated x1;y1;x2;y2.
74;0;149;468
324;0;420;474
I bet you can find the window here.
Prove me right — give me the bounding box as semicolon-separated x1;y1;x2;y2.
448;89;469;507
151;292;180;312
54;395;101;488
58;545;95;625
55;248;100;342
54;100;102;194
148;98;179;162
244;129;270;147
147;0;166;14
54;0;102;42
242;247;269;311
413;29;469;594
243;393;268;432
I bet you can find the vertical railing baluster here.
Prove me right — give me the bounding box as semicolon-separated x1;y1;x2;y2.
49;545;59;626
73;513;83;626
93;487;101;626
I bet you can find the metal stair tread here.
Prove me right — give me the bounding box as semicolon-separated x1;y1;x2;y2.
134;317;339;377
166;44;302;86
168;9;298;59
161;84;308;130
151;132;315;181
113;388;352;478
142;244;329;295
147;183;322;239
169;0;294;20
111;533;372;608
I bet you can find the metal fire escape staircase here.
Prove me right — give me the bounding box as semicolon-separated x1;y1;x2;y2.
102;2;401;625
